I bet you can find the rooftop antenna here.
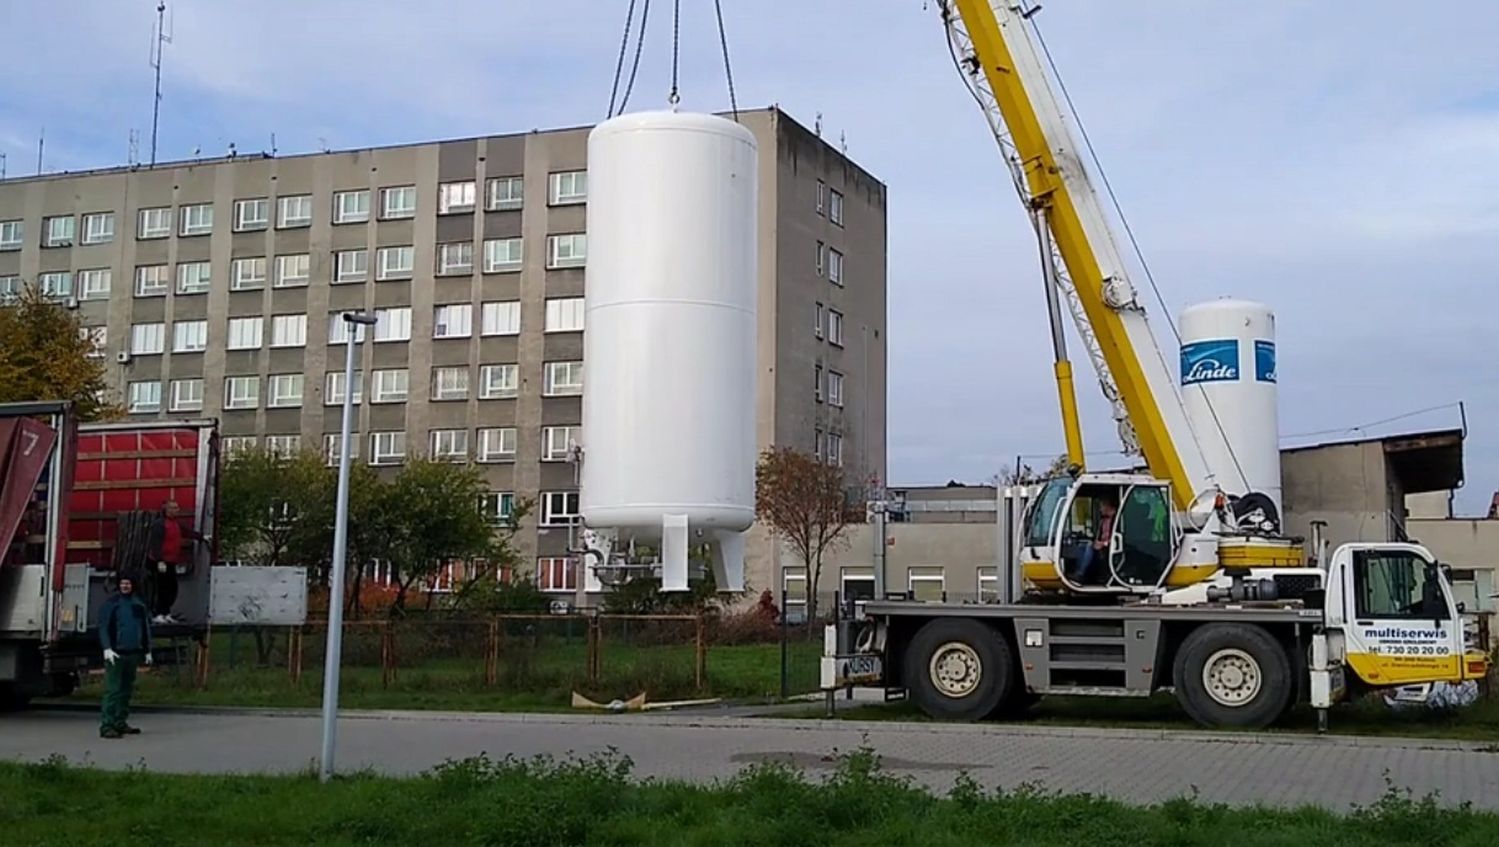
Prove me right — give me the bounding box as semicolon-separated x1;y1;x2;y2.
270;132;277;156
36;129;44;175
149;2;172;167
840;130;847;155
1;153;6;180
815;112;822;137
128;130;140;166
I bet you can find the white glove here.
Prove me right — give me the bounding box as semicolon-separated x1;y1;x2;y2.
104;649;119;665
144;653;153;666
157;561;168;573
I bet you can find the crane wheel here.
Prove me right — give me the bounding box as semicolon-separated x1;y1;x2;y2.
904;619;1015;721
1173;623;1292;729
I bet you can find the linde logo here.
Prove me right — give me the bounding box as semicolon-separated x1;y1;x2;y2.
1254;340;1276;384
1180;339;1239;385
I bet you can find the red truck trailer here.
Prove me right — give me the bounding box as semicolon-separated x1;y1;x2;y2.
1;401;219;706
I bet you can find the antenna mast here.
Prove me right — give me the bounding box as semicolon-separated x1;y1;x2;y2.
149;2;172;166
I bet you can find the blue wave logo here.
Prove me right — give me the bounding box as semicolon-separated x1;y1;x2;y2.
1181;339;1239;385
1255;340;1276;383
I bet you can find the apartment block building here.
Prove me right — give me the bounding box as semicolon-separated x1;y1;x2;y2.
0;106;887;595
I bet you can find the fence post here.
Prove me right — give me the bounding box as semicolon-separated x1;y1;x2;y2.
779;602;789;700
485;618;499;687
381;622;395;689
585;616;601;687
695;613;706;692
195;626;211;690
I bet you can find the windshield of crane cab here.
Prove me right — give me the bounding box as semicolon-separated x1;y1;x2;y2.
1024;479;1069;548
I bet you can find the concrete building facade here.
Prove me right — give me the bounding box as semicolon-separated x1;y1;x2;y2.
0;107;888;596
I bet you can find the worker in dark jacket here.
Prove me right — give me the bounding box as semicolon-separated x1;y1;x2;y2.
144;500;203;624
98;576;152;739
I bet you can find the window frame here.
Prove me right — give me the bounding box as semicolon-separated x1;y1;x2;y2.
371;368;410;403
486;176;524;211
176;261;212;295
130;322;166;355
544;297;585;333
430;366;470;401
543;360;584;397
479;364;519;399
540;492;581;527
43;215;75;247
436;241;474;275
234;198;269;232
542;425;581;462
477;427;518;462
546;233;587;269
334;249;368;284
369;431;408;466
380;185;417;220
481;301;521;336
548;170;588;206
275;253;311;288
127;381;162;414
376;245;414;280
82;212;115;245
333;190;370;225
135;264;170;297
483;237;523;273
172;319;208;353
429;428;470;462
373;307;412;343
180;203;214;237
438;181;477;214
270;313;308;348
268;373;305;408
277;195;313;229
226;317;264;350
223;375;261;410
170;378;204;412
232;256;267;291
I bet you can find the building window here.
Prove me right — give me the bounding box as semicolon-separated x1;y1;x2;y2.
544;298;585;333
477;427;517;462
0;275;20;303
814;364;823;403
270;314;307;348
827;432;843;467
380;186;417;219
431;366;470;401
814;302;825;339
816;180;825;215
327;313;369;345
373;307;411;342
438;181;476;214
173;320;208;353
82;212;115;245
543;361;584;397
234;199;269;231
479;364;518;399
130;323;165;355
369;431;407;465
227;317;263;350
430;429;469;462
977;567;1000;603
481;491;516;524
816;240;825;276
269;373;305;408
908;566;945;602
828;248;844;285
815;428;827;460
38;272;73;300
546;233;587;269
266;435;302;458
376;245;414;280
829;189;845;226
138;207;172;239
334;249;367;284
177;261;212;295
80;325;107;358
135;264;170;297
0;220;22;251
170;378;203;412
325;370;363;405
481;301;520;336
78;269;111;300
43;215;75;247
221;436;257;456
548;170;588;205
828;309;845;347
277;195;313;228
180;203;214;236
127;381;162;413
322;433;359;465
224;376;260;410
276;254;310;288
540;492;580;527
483;238;522;272
333;190;370;224
232;257;266;290
828;370;845;408
371;369;409;403
536;556;576;592
781;567;808;624
437;242;473;275
542;425;580;462
487;176;523;211
841;567;876;602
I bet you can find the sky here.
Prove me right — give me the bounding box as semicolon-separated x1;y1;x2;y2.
4;1;1497;515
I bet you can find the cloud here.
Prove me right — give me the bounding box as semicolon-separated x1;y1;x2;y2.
4;0;1496;513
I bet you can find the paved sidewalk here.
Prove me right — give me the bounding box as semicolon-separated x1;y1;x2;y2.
5;708;1497;810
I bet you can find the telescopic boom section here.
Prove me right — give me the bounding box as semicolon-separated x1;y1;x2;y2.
947;0;1228;511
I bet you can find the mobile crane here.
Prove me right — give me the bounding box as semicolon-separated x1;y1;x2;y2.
824;1;1489;729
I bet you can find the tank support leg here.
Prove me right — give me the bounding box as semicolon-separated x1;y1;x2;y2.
661;514;690;592
1316;707;1328;734
709;530;746;593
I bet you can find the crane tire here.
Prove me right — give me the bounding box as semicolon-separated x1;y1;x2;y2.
904;619;1014;722
1173;623;1292;729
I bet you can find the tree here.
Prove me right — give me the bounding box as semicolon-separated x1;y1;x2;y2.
754;446;864;622
996;453;1073;486
0;283;120;420
217;448;342;572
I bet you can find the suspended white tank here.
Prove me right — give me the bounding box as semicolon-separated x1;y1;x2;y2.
1178;299;1282;525
579;110;758;592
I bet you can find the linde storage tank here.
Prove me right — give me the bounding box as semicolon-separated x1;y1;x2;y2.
1178;299;1281;523
579;110;757;592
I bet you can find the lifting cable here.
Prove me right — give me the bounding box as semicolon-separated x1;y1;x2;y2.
607;0;652;118
713;0;740;120
607;0;740;121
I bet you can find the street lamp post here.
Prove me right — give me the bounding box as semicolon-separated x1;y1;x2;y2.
320;310;379;783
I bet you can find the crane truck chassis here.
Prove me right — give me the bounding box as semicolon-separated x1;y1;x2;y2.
825;538;1490;730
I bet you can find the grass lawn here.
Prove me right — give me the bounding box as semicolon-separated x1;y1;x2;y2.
4;748;1495;846
61;635;824;713
796;691;1499;742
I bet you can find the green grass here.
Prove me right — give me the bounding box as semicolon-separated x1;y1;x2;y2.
795;692;1499;742
61;635;824;713
4;748;1495;846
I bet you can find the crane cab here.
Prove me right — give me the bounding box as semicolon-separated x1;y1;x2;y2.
1019;473;1304;595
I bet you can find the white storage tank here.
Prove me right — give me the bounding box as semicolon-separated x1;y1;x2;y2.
1178;299;1281;521
579;110;758;591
